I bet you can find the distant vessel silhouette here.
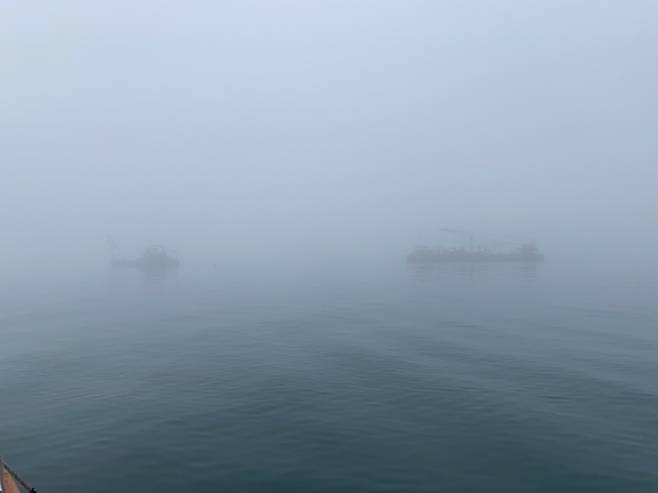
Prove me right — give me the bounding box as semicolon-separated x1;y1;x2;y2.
107;238;179;271
407;228;544;263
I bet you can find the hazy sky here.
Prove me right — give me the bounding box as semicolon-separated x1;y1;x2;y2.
2;1;658;270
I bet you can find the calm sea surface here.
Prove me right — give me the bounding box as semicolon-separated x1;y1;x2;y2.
2;260;657;492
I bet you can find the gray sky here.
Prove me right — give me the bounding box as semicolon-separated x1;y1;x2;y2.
2;0;658;271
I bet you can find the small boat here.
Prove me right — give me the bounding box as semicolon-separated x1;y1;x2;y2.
0;460;36;493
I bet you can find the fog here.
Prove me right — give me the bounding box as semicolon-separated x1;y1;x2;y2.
5;5;658;491
3;0;658;277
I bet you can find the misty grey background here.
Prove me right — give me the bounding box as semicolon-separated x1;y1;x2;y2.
3;0;657;278
3;3;658;492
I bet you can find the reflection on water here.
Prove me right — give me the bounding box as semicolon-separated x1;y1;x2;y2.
519;260;541;281
106;264;179;286
141;267;178;284
408;260;542;283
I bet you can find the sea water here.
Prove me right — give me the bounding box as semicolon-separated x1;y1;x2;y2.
1;260;657;492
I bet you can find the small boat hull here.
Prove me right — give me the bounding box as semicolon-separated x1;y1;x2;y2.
1;464;21;493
